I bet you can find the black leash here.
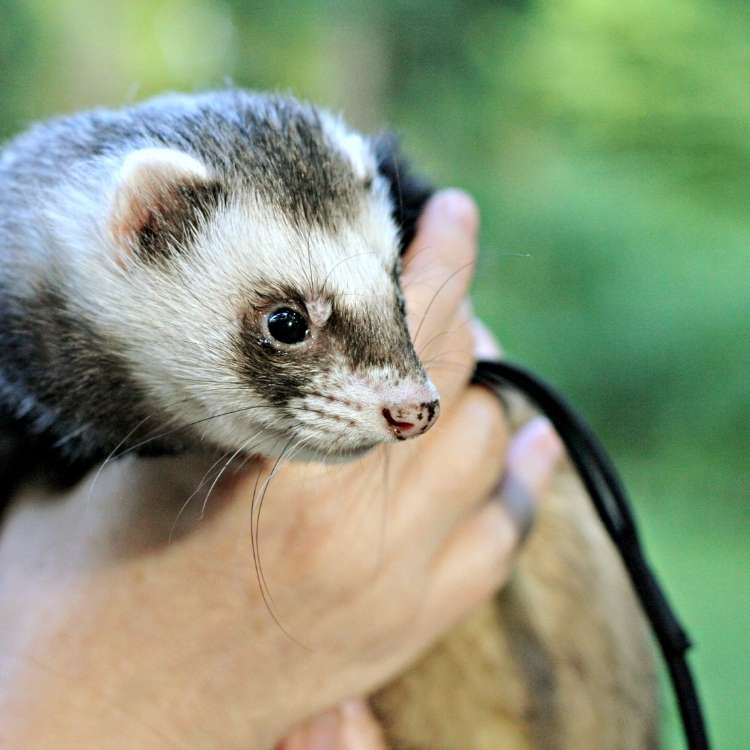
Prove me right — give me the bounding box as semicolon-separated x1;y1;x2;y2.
473;359;711;750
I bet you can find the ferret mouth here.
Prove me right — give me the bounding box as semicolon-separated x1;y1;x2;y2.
293;440;379;464
241;423;379;463
332;442;378;458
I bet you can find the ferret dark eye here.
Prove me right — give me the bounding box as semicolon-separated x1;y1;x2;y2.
266;308;310;345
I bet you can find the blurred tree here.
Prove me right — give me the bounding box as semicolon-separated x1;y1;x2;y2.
0;0;39;138
0;1;747;746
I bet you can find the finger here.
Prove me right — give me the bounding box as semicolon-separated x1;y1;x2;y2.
275;708;338;750
421;300;476;412
502;416;564;541
421;417;563;637
422;313;505;416
401;190;478;354
392;385;508;537
277;700;387;750
338;700;389;749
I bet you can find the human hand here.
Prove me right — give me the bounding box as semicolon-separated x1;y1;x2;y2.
278;409;563;750
0;191;561;750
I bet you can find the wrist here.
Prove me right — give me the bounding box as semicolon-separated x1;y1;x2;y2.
0;502;288;750
1;645;288;750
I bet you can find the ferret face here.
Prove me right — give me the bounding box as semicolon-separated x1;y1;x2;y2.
96;94;440;461
187;195;440;462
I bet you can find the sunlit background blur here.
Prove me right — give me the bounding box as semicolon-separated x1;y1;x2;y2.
2;1;748;746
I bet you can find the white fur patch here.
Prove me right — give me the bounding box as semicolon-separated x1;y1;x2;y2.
118;147;209;186
49;133;425;460
320;113;376;183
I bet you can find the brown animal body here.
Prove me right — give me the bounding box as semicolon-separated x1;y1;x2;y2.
373;401;659;749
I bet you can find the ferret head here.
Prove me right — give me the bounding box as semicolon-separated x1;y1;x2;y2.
93;93;439;462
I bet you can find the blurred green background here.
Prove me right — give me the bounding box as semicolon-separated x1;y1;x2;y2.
2;0;747;746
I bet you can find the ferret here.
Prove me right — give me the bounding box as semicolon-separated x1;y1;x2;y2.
0;90;659;748
0;89;436;496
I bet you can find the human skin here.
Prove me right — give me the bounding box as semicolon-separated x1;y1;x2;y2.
0;191;561;750
279;414;562;750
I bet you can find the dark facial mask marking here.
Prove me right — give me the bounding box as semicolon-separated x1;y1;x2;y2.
135;180;224;265
327;298;422;378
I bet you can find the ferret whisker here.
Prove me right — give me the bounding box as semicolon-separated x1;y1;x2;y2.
114;404;285;459
170;426;282;542
251;436;289;609
400;278;446;296
320;250;379;290
113;400;319;466
84;414;154;507
421;348;473;364
401;242;437;272
169;448;235;542
412;261;476;347
482;248;533;259
253;433;315;609
171;425;283;545
417;317;474;359
250;437;310;649
86;392;236;484
234;446;260;474
424;361;467;375
198;433;260;521
248;469;266;601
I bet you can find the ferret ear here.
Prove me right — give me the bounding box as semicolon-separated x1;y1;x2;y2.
109;147;220;265
371;133;434;254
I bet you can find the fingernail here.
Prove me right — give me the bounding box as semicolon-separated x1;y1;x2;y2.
508;417;563;479
426;189;479;235
521;416;565;471
496;417;565;545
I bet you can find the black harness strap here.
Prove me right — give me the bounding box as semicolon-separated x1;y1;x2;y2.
473;359;710;750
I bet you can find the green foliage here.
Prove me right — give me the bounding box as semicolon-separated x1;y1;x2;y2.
1;1;747;746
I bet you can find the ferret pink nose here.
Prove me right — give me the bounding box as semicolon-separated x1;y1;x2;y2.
382;399;440;440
